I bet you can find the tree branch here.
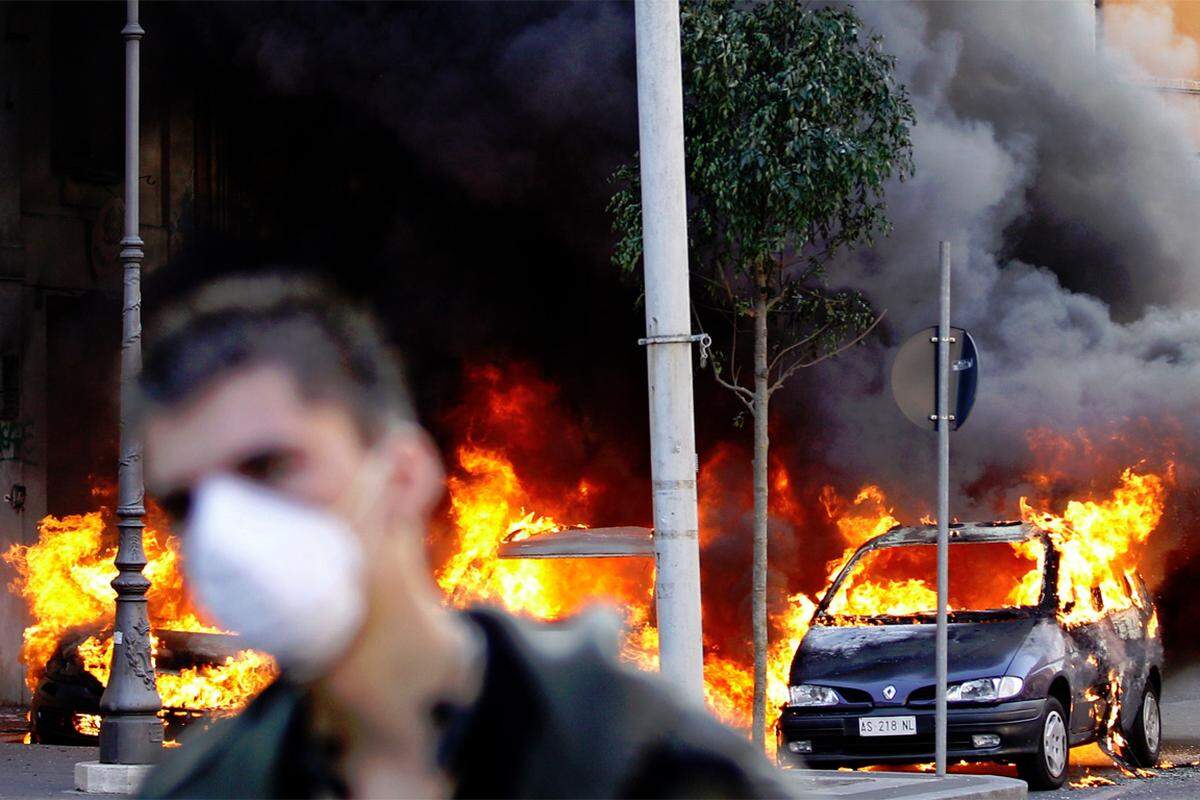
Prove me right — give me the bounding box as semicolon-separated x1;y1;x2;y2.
729;306;741;386
768;320;832;373
718;261;738;310
695;273;726;297
767;310;886;396
713;367;755;412
691;299;753;413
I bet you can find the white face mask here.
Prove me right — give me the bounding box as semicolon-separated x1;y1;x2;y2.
183;473;372;682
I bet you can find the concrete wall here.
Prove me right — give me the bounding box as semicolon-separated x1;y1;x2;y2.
0;287;48;706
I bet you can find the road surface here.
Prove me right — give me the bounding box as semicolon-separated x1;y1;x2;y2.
4;669;1200;797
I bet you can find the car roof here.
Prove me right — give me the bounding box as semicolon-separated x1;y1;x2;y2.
865;520;1042;549
816;521;1053;619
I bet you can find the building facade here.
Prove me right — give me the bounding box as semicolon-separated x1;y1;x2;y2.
0;3;214;704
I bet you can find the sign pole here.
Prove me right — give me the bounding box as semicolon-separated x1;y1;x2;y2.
935;241;951;776
892;245;978;778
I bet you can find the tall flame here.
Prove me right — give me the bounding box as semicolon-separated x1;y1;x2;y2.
434;444;653;632
428;373;853;746
2;504;276;719
1021;467;1166;627
819;484;901;580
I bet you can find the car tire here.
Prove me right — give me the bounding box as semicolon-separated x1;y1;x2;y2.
1121;683;1162;768
1017;697;1069;790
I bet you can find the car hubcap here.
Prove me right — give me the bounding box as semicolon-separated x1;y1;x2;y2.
1044;710;1067;776
1143;693;1161;755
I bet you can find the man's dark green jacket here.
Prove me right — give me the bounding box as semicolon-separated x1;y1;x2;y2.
138;608;789;798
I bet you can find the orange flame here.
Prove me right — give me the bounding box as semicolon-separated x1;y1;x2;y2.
1021;467;1166;627
434;444;651;626
432;374;791;736
819;484;900;581
2;504;276;719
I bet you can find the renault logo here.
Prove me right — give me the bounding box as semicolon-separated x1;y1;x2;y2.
882;685;897;700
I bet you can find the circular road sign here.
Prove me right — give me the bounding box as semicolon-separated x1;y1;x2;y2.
890;326;979;432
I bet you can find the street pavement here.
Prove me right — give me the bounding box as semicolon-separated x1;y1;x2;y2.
0;743;103;800
782;770;1026;799
3;669;1200;798
0;741;1193;799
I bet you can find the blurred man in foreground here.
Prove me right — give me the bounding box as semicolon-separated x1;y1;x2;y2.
135;275;785;799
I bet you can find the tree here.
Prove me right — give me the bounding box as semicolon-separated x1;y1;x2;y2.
610;0;914;748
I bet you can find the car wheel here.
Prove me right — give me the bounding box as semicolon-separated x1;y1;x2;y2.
1121;683;1162;768
1017;697;1069;790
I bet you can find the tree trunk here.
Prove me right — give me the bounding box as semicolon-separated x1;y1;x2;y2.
751;267;770;751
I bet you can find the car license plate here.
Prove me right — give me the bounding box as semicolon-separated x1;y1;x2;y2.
858;716;917;737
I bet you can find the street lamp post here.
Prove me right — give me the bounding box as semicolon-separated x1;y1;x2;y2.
97;0;162;766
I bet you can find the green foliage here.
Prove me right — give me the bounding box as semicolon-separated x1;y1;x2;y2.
609;0;914;391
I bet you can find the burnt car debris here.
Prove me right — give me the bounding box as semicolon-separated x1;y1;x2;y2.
776;521;1163;790
28;627;240;745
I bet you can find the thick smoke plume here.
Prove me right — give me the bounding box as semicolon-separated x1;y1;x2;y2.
798;2;1200;579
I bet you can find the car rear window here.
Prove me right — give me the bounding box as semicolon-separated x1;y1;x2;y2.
823;539;1045;619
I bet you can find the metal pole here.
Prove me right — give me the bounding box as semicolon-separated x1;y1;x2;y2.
98;0;162;765
935;242;951;776
633;0;705;702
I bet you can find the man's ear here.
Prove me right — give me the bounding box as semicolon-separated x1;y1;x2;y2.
384;425;446;520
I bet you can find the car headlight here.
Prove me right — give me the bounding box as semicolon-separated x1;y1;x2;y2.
946;676;1023;703
788;684;840;707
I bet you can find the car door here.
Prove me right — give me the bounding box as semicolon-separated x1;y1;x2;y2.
1061;585;1126;741
1106;573;1159;731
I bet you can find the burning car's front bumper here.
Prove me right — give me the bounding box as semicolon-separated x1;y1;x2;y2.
776;698;1047;767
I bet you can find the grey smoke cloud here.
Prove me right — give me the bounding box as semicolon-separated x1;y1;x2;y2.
803;1;1200;533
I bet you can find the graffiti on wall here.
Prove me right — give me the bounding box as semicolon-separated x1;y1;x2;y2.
0;421;34;464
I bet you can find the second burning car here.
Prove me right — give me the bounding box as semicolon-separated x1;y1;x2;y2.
776;522;1162;790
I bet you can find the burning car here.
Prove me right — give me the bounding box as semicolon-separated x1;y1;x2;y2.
776;521;1163;790
2;505;278;747
27;627;267;745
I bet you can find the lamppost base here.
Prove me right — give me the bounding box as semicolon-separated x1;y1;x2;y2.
98;714;163;765
74;762;154;795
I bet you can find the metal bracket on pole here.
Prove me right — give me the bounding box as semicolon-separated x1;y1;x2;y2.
637;332;711;346
638;333;713;367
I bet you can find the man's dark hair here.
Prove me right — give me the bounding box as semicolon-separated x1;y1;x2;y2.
138;274;415;439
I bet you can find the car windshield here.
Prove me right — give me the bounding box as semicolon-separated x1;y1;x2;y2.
821;538;1046;621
